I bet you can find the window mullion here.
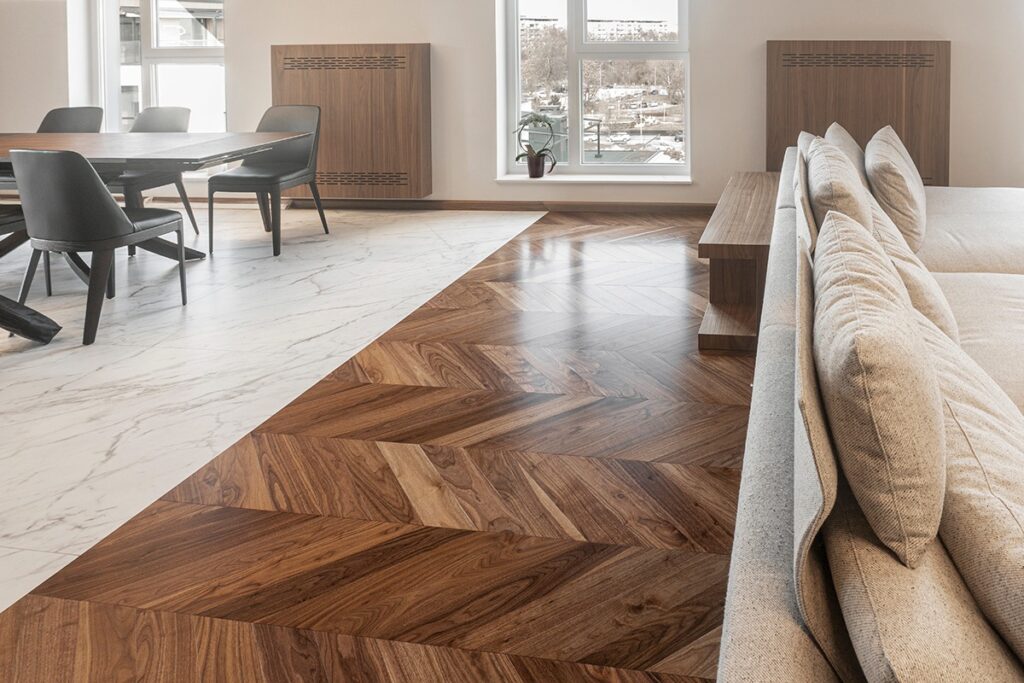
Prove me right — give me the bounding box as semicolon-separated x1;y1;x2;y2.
567;0;583;171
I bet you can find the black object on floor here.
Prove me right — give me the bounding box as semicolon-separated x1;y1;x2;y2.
0;294;61;344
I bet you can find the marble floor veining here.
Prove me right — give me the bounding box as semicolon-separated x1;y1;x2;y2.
0;204;543;612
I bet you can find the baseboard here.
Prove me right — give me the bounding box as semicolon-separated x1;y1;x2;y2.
142;194;718;215
289;198;717;214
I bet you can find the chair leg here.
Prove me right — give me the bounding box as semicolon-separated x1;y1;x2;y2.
208;189;216;255
270;187;282;257
257;192;272;233
309;182;329;234
176;227;188;306
43;251;53;296
175;176;200;235
83;250;114;346
18;249;42;305
106;251;116;300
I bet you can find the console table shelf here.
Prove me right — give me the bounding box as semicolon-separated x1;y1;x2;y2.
697;171;780;352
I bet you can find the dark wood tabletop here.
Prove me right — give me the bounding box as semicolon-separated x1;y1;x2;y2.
0;132;309;171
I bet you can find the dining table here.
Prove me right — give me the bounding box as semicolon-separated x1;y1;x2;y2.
0;131;308;343
0;131;310;266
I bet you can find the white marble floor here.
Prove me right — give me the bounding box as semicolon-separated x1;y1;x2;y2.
0;204;543;612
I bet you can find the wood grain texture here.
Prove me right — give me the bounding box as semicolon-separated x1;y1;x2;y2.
0;212;753;681
698;172;777;352
273;44;432;199
766;40;951;186
698;172;779;261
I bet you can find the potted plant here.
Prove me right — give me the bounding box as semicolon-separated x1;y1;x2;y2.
515;113;558;178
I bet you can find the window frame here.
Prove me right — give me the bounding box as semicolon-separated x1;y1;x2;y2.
101;0;225;132
506;0;691;177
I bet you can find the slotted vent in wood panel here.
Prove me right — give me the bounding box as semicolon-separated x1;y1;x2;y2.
282;55;407;71
317;171;410;187
781;52;936;68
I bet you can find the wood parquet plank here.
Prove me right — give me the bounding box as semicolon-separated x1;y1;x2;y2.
0;211;748;682
257;381;747;465
164;434;740;552
33;501;727;675
336;340;752;406
0;595;709;682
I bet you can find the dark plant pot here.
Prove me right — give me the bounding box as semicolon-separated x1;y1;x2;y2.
526;154;556;178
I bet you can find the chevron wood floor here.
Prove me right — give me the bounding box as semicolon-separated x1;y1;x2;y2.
0;211;755;682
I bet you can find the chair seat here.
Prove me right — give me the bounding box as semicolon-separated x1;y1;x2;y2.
209;163;312;190
107;170;182;192
124;208;184;232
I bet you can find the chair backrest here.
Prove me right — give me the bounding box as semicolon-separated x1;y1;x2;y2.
36;107;104;133
10;150;135;244
243;105;320;173
130;107;191;133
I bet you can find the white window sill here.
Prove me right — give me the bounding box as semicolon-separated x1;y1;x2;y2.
496;174;692;185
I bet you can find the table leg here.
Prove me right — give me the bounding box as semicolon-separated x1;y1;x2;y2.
135;238;206;262
64;252;91;285
0;294;61;344
0;230;29;260
124;189;206;262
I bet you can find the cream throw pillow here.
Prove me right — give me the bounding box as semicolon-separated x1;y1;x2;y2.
824;478;1024;681
915;310;1024;659
798;130;816;157
804;136;958;341
867;198;960;343
866;125;928;251
813;211;945;568
825;122;869;188
793;151;818;252
806;139;874;234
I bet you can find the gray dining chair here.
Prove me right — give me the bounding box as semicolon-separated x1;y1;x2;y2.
207;105;329;256
11;149;187;345
105;107;199;235
0;107;106;191
37;107;104;133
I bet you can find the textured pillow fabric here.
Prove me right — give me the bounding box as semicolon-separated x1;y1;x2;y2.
867;198;960;343
806;139;874;233
793;152;819;252
866;125;927;251
792;246;863;682
813;211;945;568
798;131;817;157
825;122;869;188
824;479;1024;682
915;310;1024;659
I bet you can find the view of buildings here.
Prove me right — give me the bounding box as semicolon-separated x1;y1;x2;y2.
517;0;686;165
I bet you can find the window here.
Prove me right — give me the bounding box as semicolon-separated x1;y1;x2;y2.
106;0;225;132
508;0;689;176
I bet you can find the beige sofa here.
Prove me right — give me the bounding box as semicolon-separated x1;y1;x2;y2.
717;132;1024;681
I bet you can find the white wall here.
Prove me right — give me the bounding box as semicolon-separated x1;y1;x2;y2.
4;0;1022;200
0;0;72;132
224;0;1024;203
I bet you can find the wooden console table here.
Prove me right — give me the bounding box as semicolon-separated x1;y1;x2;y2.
697;171;780;352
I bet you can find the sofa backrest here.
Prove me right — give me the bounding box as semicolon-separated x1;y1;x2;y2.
717;148;843;682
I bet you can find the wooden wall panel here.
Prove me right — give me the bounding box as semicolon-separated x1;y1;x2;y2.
767;40;950;186
272;44;432;199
